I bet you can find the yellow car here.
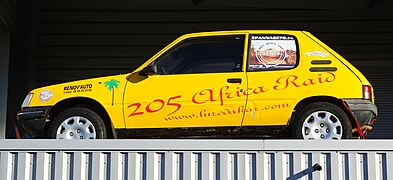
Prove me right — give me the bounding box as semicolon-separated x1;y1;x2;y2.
17;30;377;140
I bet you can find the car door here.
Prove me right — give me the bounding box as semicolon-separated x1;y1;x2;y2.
123;34;248;129
242;33;301;126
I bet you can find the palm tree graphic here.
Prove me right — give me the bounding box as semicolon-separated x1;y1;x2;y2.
104;79;120;105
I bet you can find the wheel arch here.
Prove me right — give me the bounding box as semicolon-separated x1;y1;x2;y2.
48;97;116;138
289;96;358;130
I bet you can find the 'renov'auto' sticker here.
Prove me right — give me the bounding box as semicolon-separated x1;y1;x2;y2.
63;84;93;94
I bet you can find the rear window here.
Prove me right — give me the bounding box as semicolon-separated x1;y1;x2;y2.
248;35;298;71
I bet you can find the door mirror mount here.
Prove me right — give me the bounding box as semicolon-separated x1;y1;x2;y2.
138;64;158;76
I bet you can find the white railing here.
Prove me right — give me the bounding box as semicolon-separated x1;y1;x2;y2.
0;139;392;180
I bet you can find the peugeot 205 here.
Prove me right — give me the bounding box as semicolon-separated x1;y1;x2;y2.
17;30;377;140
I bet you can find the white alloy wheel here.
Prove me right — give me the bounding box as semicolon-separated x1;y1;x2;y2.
301;111;343;140
56;116;96;139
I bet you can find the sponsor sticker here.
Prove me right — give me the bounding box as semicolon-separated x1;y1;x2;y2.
249;35;297;70
63;84;93;94
305;51;329;58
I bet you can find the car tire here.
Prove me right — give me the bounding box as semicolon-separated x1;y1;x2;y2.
48;107;107;139
291;102;352;140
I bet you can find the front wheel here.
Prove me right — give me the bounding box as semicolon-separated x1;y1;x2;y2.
291;102;352;140
48;107;107;139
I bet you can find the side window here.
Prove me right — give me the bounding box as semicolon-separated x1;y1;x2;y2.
248;35;298;71
154;35;245;75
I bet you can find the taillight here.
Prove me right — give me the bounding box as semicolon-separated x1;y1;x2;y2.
363;85;372;101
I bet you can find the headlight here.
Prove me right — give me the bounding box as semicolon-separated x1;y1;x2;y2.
21;93;33;108
39;90;53;102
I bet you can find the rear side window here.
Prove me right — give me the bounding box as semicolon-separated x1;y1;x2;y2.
248;35;298;71
154;35;245;75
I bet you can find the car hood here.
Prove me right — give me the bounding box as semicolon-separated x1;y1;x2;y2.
27;74;129;107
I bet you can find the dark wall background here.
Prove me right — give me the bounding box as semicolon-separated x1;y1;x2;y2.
1;0;31;138
6;0;393;138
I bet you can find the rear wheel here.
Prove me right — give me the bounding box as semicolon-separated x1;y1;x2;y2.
291;102;352;140
48;107;107;139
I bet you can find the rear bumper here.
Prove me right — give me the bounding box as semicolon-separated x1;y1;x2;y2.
17;107;51;138
344;99;377;127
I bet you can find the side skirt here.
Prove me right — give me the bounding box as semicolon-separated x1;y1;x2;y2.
115;126;288;139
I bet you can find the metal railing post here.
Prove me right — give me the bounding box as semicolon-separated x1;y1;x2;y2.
0;31;10;139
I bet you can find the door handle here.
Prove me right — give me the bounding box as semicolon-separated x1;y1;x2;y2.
227;78;242;84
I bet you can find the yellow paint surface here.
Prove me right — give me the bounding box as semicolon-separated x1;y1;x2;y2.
26;30;372;129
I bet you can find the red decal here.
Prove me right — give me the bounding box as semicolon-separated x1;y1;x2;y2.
325;72;336;82
178;103;289;121
273;75;301;90
192;89;215;104
236;87;243;98
219;86;230;105
252;86;268;94
146;99;165;113
273;72;336;90
128;73;335;119
128;95;184;117
167;95;182;115
244;88;254;96
127;103;144;116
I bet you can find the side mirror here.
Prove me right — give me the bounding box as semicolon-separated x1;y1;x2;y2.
138;64;158;76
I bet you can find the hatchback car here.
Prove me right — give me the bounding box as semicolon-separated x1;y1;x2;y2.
18;30;377;140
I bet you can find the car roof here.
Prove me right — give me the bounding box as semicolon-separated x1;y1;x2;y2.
182;30;308;37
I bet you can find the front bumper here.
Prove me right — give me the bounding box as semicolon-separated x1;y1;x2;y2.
17;107;51;138
344;99;377;130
